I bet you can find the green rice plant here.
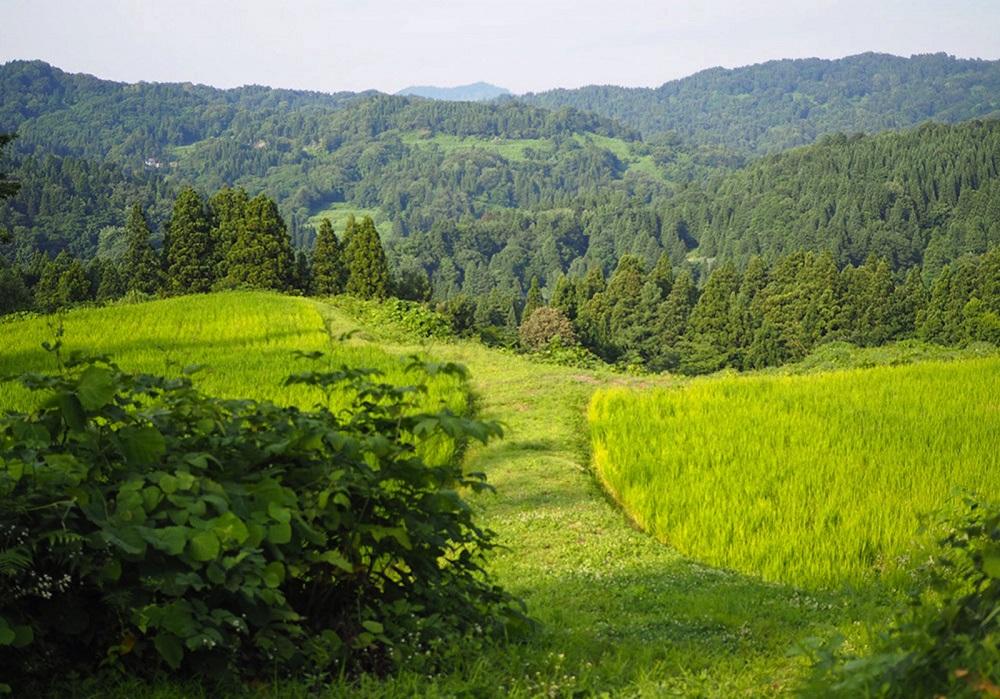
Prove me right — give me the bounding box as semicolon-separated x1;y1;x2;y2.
0;292;468;466
588;357;1000;589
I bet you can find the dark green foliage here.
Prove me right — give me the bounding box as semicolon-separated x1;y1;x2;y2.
345;217;389;300
165;188;215;293
800;497;1000;697
122;204;161;294
673;121;1000;271
224;194;295;291
94;260;124;302
521;276;543;323
0;262;31;314
0;351;524;692
683;263;741;372
209;187;250;279
0;133;18;202
310;218;347;295
550;274;579;320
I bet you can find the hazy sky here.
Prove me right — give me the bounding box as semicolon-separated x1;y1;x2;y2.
2;0;999;94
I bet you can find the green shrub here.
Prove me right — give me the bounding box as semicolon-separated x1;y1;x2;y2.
334;296;453;341
0;348;525;692
800;496;1000;697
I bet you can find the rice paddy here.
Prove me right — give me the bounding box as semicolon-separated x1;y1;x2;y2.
588;358;1000;589
0;292;468;465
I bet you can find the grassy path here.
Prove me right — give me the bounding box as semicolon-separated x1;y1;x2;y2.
317;303;886;698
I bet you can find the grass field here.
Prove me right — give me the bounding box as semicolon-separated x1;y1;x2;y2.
400;131;550;161
305;202;394;241
0;292;467;465
589;358;1000;589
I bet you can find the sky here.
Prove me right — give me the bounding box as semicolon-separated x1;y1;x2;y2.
1;0;999;95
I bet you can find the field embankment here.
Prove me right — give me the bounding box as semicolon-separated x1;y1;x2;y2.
589;358;1000;589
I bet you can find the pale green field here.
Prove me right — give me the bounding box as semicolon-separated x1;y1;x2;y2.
305;202;393;240
589;358;1000;589
400;131;550;161
0;292;467;465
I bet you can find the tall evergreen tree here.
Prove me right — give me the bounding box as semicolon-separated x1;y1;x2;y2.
58;258;91;305
209;187;250;280
345;216;389;299
522;276;544;322
165;188;215;293
310;218;347;295
551;274;579;320
684;263;740;370
658;268;697;347
225;194;295;290
122;203;161;294
650;251;674;298
95;260;124;302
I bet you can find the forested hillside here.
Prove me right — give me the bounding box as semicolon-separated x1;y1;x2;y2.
664;120;1000;272
3;59;1000;374
0;61;673;261
522;53;1000;153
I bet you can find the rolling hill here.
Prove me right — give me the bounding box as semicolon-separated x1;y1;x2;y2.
522;52;1000;153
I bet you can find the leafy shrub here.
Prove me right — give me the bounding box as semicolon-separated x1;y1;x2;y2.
0;347;525;692
335;296;453;341
518;307;576;351
800;496;1000;697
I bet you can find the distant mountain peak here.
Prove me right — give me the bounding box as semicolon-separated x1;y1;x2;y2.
396;82;511;102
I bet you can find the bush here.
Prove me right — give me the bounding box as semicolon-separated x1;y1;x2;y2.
0;347;526;692
336;296;453;341
799;496;1000;697
518;307;576;351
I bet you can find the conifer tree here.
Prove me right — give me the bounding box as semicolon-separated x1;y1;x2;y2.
165;188;215;293
345;216;389;299
95;261;124;302
209;187;250;280
58;258;91;305
551;274;579;320
340;214;358;273
0;264;31;314
122;203;161;294
34;253;69;312
577;266;606;306
605;255;647;352
685;263;740;366
225;194;295;290
888;267;928;339
658;268;697;347
650;251;674;298
310;218;347;295
522;276;544;322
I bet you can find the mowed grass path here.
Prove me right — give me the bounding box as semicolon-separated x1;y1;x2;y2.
316;303;884;698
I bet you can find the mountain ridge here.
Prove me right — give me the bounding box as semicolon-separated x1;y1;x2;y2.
397;82;511;102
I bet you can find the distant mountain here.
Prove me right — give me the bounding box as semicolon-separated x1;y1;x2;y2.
520;52;1000;153
397;82;510;102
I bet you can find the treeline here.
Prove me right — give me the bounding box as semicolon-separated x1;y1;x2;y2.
0;187;399;315
522;52;1000;153
485;248;1000;373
